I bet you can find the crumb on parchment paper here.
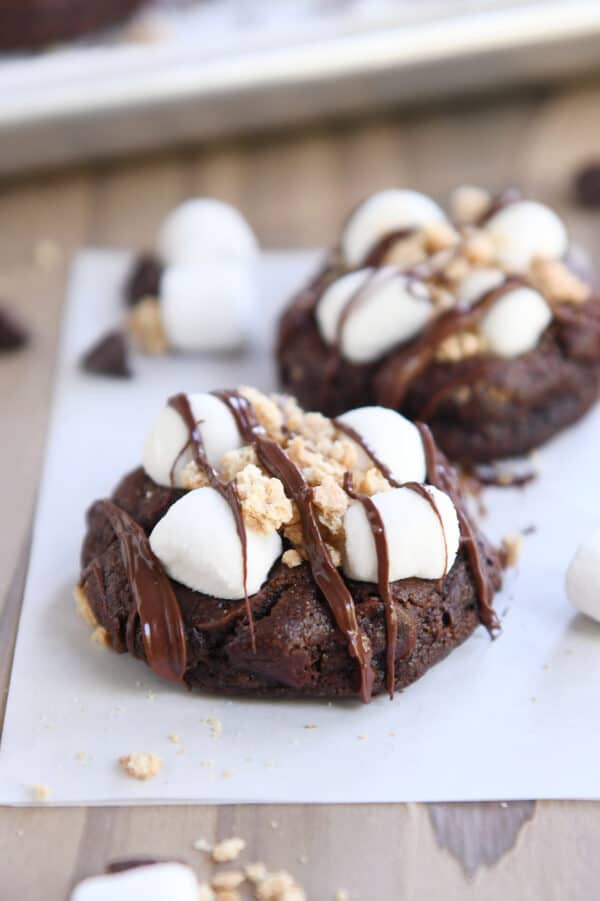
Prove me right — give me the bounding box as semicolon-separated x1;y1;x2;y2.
118;752;162;781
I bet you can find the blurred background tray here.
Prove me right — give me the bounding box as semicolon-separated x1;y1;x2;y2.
2;0;600;176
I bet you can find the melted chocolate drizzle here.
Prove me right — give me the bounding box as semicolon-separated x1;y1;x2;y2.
94;500;187;682
213;389;375;703
167;393;255;650
416;423;499;634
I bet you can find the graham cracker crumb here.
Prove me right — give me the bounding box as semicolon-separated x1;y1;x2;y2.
168;734;181;744
245;863;269;884
282;549;303;568
215;892;240;901
118;752;162;781
128;296;169;354
90;626;111;648
450;185;491;225
435;330;487;363
207;717;223;738
221;446;259;482
355;467;390;496
212;871;245;891
304;723;317;730
335;892;349;901
423;221;461;254
502;532;523;567
463;230;496;265
212;837;246;863
312;476;349;537
529;257;590;305
193;838;213;853
240;386;286;442
256;870;306;901
198;884;217;901
235;464;293;535
31;784;50;802
180;460;210;491
74;585;98;628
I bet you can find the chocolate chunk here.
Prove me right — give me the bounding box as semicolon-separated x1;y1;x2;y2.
0;306;29;354
124;254;163;308
81;330;132;378
574;163;600;208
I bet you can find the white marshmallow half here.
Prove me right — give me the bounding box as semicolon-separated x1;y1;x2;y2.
456;267;505;306
143;393;242;488
343;486;460;583
316;268;433;364
160;263;255;352
158;197;258;266
484;200;568;273
481;286;552;358
336;406;426;484
342;189;447;266
71;863;198;901
150;487;282;599
566;529;600;624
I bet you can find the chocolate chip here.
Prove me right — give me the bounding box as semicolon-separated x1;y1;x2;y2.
81;329;132;378
574;163;600;208
124;253;163;307
0;306;29;354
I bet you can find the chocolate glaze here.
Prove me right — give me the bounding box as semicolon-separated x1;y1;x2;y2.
361;228;415;267
416;423;499;634
214;389;375;702
167;393;254;650
92;500;187;682
344;473;397;698
476;187;522;226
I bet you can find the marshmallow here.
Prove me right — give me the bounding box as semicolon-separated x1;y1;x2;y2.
484;201;568;273
143;393;242;488
316;268;433;364
158;197;258;267
566;529;600;623
481;286;552;358
160;262;255;352
71;863;198;901
342;189;447;266
150;487;282;599
336;406;426;484
456;267;505;306
343;485;460;583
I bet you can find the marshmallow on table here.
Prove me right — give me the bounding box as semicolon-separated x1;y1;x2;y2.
71;863;199;901
316;268;433;364
343;485;460;583
342;189;447;266
336;406;426;485
143;392;242;488
150;487;282;599
484;200;568;273
566;529;600;624
480;285;552;358
160;262;256;352
158;197;258;267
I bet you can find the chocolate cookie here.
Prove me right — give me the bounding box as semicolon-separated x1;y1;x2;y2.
0;0;145;51
77;388;501;702
277;187;600;463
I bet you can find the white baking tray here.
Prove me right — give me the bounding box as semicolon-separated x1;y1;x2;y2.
1;0;600;175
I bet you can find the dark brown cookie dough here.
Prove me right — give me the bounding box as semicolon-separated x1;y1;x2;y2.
0;0;145;51
277;278;600;464
79;466;501;700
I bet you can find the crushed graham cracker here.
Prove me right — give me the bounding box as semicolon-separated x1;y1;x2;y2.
198;884;217;901
235;465;293;535
502;532;523;567
450;185;491;225
529;257;590;305
212;837;246;863
74;585;98;628
423;221;461;254
90;626;111;648
435;330;488;363
128;297;169;354
212;871;245;891
31;784;50;802
256;870;306;901
118;752;162;781
282;549;303;568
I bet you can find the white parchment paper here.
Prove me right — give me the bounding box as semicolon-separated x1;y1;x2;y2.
1;248;599;806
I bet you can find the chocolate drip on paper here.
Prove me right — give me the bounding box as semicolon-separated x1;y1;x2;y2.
93;500;187;682
344;473;397;699
214;389;375;703
416;423;499;634
167;393;254;650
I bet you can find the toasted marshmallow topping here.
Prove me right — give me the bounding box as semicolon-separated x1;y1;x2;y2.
566;529;600;624
143;393;242;488
341;189;447;266
316;268;433;364
484;200;568;272
480;286;553;357
149;487;282;599
71;863;199;901
158;197;258;267
336;406;426;484
160;263;255;352
343;485;460;582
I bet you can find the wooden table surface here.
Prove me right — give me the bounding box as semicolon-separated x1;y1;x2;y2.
1;80;600;900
